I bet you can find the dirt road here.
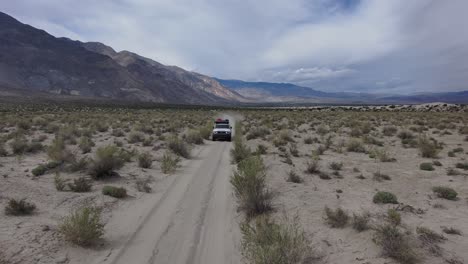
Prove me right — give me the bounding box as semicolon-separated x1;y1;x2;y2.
95;119;241;264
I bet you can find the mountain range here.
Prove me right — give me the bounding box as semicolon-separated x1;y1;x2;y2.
0;11;467;105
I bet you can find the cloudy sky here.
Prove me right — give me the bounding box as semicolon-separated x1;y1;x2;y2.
3;0;468;94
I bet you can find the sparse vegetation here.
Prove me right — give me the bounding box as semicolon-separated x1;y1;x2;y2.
167;136;190;158
432;186;457;200
287;170;302;183
59;206;105;246
240;215;312;264
419;162;434;171
374;224;418;264
324;207;349;228
373;191;398;204
102;186;127;198
352;212;370;232
160;151;180;174
89;145;125;179
231;156;273;217
138;152;153;168
5;198;36;215
68;177;92;192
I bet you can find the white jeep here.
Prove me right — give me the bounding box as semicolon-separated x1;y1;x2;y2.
212;118;232;141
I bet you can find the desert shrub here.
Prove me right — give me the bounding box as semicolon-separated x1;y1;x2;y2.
418;162;434;171
374;224;418;264
127;131;145;143
369;148;396;162
54;173;66;191
59;206;104;246
416;226;446;256
383;126;398;136
319;172;331;180
363;136;384;146
167;136;190;159
398;130;414;140
324;207;349;228
452;147;464;153
387;209;401;226
88;145;125;179
68;177;92;192
160;151;180;174
185;130;204;145
111;129;125;137
373;172;391;181
240;215;312;264
254;144;268;155
68;157;90;172
316;125;329;136
373;191;398;204
455;162;468;170
32;164;47;176
231;156;273;217
442;227;462;235
142;137;153;146
352;212;370;232
136;178;152;193
287;170;302;183
329;162;343;171
198;124;212;140
432;160;442;166
47;137;73;163
416;227;445;243
289;143;299;157
448;151;455;157
102;186;127;198
231;137;251;164
418;136;440;158
138;152;153;168
78;136;95;154
246;127;271;140
303;137;314;144
9;137;28;154
346;139;365;153
432;186;457;200
305;158;320;174
5;198;36;215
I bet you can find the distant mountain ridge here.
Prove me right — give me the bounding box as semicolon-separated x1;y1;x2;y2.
217;79;468;104
0;12;243;104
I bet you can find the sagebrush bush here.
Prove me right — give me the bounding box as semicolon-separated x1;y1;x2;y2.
68;177;92;192
32;164;47;176
324;207;349;228
47;137;73;163
373;191;398;204
78;136;95;154
231;156;273;217
102;186;127;198
160;151;180;174
138;152;153;168
305;158;320;174
373;172;391;181
167;136;190;158
287;170;302;183
185;130;204;145
240;215;312;264
418;136;440;158
88;145;125;179
419;162;434;171
59;206;104;246
352;212;370;232
346;139;366;153
230;137;251;164
5;198;36;215
387;209;401;226
432;186;457;200
374;224;418;264
329;162;343;171
127;131;145;143
68;157;90;172
246;127;271;140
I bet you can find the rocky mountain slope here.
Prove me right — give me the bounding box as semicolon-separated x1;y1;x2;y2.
0;12;243;104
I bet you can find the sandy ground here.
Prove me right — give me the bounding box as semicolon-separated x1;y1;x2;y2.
0;113;241;264
241;110;468;264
